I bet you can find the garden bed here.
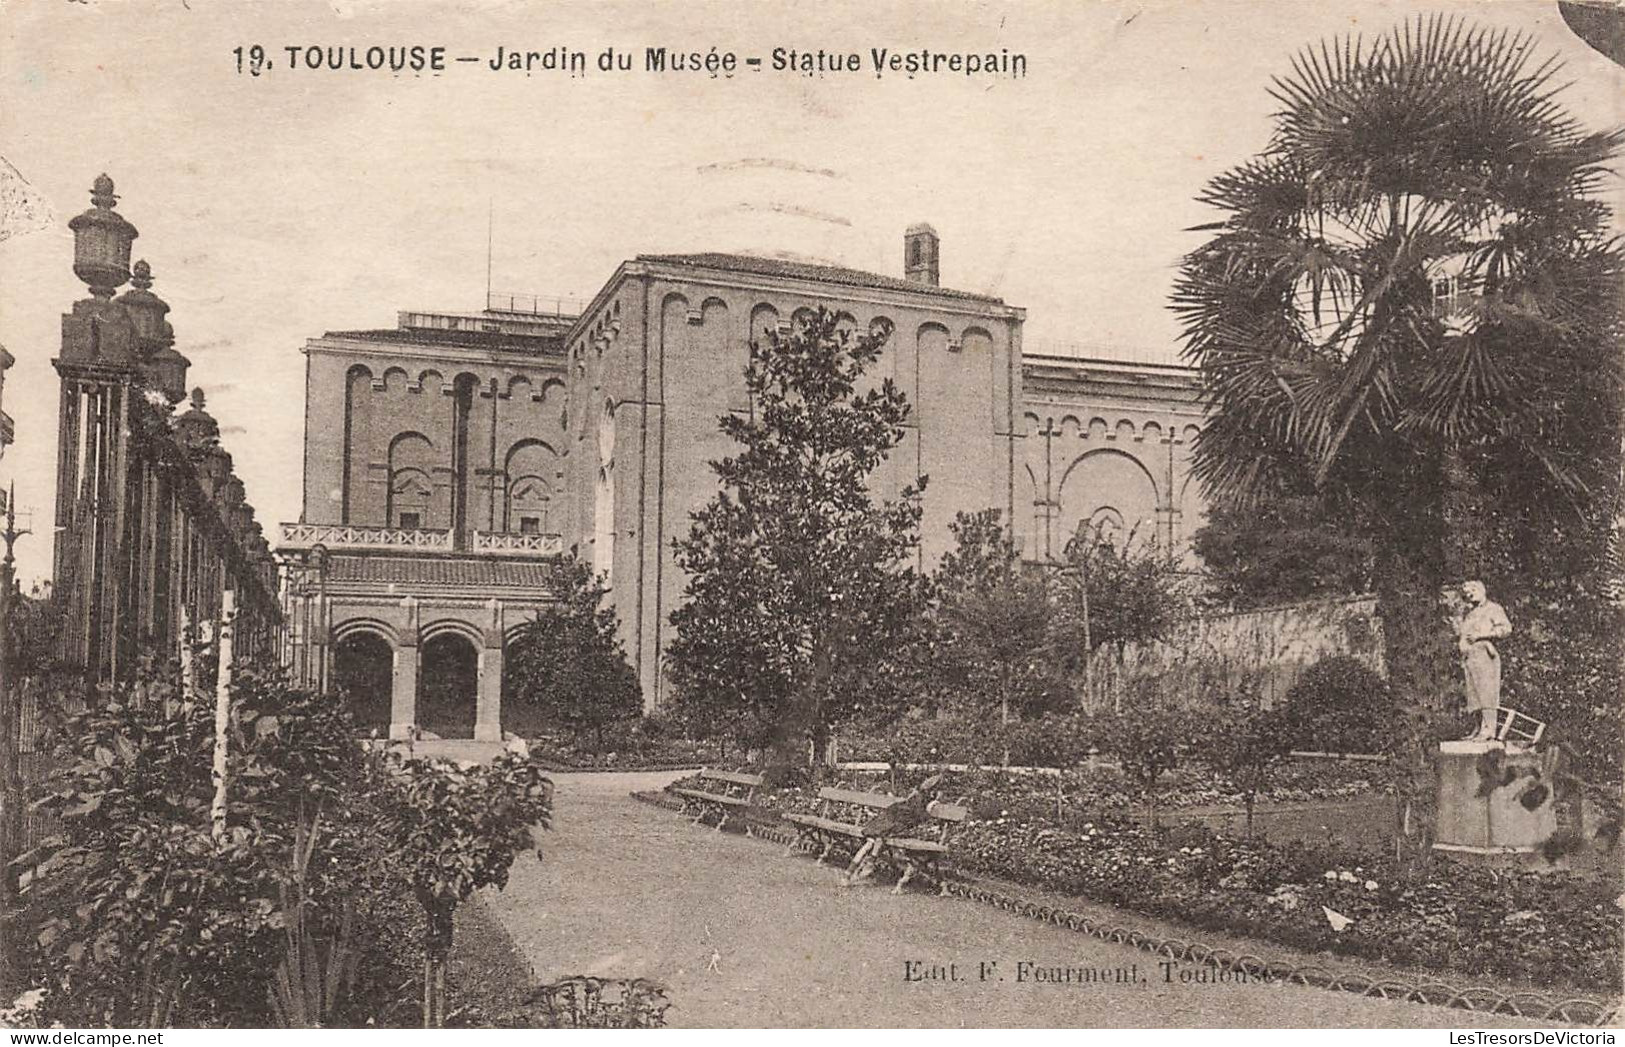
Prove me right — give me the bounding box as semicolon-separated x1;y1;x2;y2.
666;768;1623;997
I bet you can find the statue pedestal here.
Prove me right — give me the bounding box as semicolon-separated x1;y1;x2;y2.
1434;740;1557;860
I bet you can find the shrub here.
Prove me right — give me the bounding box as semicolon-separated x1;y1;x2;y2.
1091;697;1203;827
1282;656;1395;755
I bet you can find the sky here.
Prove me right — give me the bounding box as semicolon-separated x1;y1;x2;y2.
1;0;1622;586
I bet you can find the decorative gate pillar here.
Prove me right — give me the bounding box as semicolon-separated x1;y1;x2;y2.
475;598;505;742
390;595;420;739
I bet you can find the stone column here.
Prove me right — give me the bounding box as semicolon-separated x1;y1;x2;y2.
475;646;503;742
475;598;504;741
390;595;420;739
390;644;418;740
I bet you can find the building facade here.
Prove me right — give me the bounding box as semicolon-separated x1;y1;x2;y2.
279;308;575;739
282;226;1207;733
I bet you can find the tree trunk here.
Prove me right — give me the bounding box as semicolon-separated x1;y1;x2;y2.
419;895;456;1027
1369;444;1487;876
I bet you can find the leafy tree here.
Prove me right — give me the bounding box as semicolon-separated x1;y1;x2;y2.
1201;693;1296;837
505;557;640;750
1092;692;1199;829
1193;493;1373;609
666;306;927;766
376;750;552;1026
932;509;1061;726
1048;524;1187;696
1171;16;1624;861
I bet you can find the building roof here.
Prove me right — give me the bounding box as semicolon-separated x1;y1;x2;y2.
318;326;566;355
637;252;1006;304
326;554;558;590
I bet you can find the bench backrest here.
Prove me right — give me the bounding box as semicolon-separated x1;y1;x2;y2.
700;768;766;787
926;800;968;822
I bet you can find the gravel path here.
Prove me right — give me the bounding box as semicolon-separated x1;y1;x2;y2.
480;771;1545;1028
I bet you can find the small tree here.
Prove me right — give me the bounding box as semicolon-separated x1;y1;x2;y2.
1049;525;1187;703
505;557;640;750
666;306;927;766
1093;691;1199;829
933;510;1059;729
1202;695;1296;837
379;751;553;1027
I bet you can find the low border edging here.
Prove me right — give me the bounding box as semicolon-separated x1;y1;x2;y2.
628;789;1621;1028
534;761;706;774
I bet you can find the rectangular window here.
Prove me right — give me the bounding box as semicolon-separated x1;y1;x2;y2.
519;516;541;535
399;511;422;530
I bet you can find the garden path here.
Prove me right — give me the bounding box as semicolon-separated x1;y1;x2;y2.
481;771;1545;1029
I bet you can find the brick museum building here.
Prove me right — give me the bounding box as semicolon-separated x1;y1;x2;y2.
278;225;1206;739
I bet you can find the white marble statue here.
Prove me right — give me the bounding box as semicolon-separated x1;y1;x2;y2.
1457;580;1512;741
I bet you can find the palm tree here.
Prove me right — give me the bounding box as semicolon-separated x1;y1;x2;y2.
1172;15;1624;864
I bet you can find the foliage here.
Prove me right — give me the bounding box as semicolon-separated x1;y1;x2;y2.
949;815;1621;992
4;583;67;676
1201;693;1297;835
377;751;553;962
1193;494;1374;610
491;976;671;1028
1169;16;1625;860
20;660;357;1026
666;306;927;762
929;510;1063;722
505;556;640;750
18;657;556;1028
1049;524;1187;673
1090;691;1202;826
522;716;719;770
1282;655;1397;756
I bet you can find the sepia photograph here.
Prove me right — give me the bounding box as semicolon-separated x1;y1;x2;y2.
0;0;1622;1032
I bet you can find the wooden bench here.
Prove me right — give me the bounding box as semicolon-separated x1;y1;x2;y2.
669;768;764;835
783;786;967;893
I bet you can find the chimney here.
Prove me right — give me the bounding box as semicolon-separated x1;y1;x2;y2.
904;223;939;287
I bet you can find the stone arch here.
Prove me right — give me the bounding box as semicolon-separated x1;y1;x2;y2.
1058;447;1161;551
961;326;994;356
504;374;532;401
1115;419;1138;442
504;438;558;533
1142;420;1164;443
416;368;444;396
379;366;410;392
418;628;479;739
332;629;393;735
387;431;436;529
420;617;483;646
538;377;565;403
749;302;780;345
332;616;398;647
1087;417;1110;440
342;365;375;523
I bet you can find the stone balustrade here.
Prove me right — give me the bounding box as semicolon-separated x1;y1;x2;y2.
279;522;563;557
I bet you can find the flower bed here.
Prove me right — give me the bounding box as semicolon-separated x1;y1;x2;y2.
524;730;719;771
951;816;1621;993
665;769;1622;994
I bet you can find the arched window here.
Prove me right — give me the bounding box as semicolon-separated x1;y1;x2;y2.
508;475;551;534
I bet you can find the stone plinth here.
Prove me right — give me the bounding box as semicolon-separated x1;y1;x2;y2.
1434;740;1557;858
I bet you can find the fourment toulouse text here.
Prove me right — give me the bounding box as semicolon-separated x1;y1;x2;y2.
232;44;1028;80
